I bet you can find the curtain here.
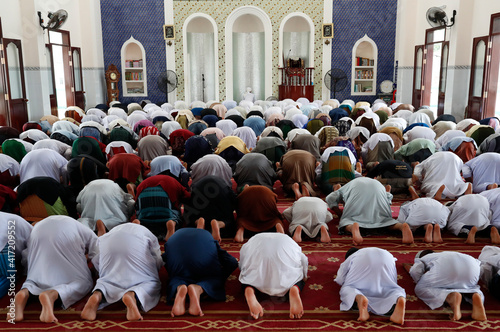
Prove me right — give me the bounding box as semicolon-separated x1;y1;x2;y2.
283;31;310;67
187;32;216;102
232;32;265;102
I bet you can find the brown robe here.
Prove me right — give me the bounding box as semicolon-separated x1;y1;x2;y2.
236;185;283;232
278;150;318;196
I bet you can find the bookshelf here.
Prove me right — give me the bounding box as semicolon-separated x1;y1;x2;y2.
121;36;147;97
351;35;377;96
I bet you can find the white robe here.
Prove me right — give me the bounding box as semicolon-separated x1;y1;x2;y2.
413;151;469;198
447;194;491;236
335;247;405;315
480;188;500;228
232;127;257;150
462;153;500;193
19;148;68;185
283;197;332;238
478;245;500;288
32;139;72;160
0;154;19;177
397;198;449;231
403;126;436;144
93;223;163;311
239;233;308;297
77;179;135;231
0;212;32;264
21;216;98;309
409;252;483;309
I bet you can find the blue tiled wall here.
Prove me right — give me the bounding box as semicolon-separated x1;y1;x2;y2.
101;0;166;104
330;0;397;103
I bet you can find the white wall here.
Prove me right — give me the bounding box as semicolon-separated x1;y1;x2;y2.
395;0;500;120
0;0;105;121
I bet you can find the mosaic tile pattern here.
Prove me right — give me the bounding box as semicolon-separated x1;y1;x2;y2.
330;0;397;103
173;0;324;101
100;0;396;104
101;0;167;104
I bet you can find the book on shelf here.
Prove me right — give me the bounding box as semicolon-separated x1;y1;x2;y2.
124;59;143;68
355;69;373;79
125;71;143;81
356;57;374;67
127;87;144;94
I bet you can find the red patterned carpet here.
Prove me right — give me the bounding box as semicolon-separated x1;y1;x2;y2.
1;186;500;331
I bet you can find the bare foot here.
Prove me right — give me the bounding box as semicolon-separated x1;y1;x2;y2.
292;183;302;200
408;185;419;200
211;219;222;243
433;224;443;243
245;287;263;319
126;183;136;196
10;288;29;322
301;184;310;197
487;183;498;190
424;224;433;243
445;292;462;321
276;223;285;234
81;290;102;321
196;217;205;229
234;226;245;242
401;223;414;244
350;223;363;246
171;285;187;317
385;185;391;193
412;174;419;185
389;297;405;325
465;226;477;244
471;292;487;321
464;183;473;195
355;294;370;322
492;227;500;244
39;289;59;323
333;184;342;191
289;285;303;319
292;225;303;243
356;162;362;174
96;219;106;237
122;291;143;321
320;225;331;243
164;220;176;242
433;184;446;200
187;284;204;316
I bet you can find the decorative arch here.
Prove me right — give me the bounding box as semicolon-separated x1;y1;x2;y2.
351;34;378;96
225;6;272;101
182;13;219;103
120;36;147;97
279;12;315;68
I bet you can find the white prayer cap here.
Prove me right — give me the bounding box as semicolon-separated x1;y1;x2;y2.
127;103;142;113
323;99;339;109
296;97;310;105
390;102;402;110
175;100;189;110
161;103;173;113
355;101;370;109
239;100;253;111
341;99;355;108
108;107;127;120
190;100;206;109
